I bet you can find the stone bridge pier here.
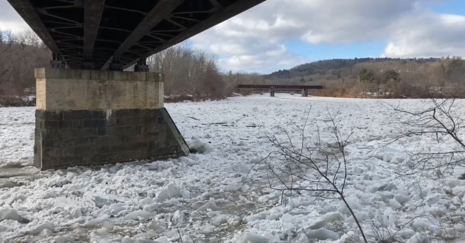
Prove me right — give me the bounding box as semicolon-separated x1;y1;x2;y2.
34;68;189;170
302;89;309;97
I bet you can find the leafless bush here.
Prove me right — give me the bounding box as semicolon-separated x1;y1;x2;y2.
148;43;228;101
0;29;50;96
250;109;368;242
386;99;465;176
164;94;195;103
227;71;265;96
0;96;26;107
266;57;465;99
2;31;231;103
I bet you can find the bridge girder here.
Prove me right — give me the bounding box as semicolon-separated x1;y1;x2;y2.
8;0;265;70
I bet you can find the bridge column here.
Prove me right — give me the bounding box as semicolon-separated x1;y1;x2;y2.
134;58;149;72
33;68;189;170
302;89;309;97
81;54;94;70
109;56;123;71
51;53;65;69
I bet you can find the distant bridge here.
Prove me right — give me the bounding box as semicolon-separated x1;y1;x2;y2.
236;84;324;97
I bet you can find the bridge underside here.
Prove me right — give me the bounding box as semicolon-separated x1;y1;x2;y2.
8;0;265;170
8;0;264;70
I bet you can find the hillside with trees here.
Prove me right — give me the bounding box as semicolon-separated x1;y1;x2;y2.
3;28;465;103
262;57;465;98
267;57;440;79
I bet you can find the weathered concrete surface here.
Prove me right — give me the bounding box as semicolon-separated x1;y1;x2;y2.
0;166;42;189
35;68;164;111
34;108;189;170
34;68;188;170
302;89;309;97
0;166;40;179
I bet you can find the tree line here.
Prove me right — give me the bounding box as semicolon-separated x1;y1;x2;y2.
260;57;465;98
6;28;460;102
0;30;49;98
318;57;465;98
267;57;440;79
0;30;256;106
147;43;228;101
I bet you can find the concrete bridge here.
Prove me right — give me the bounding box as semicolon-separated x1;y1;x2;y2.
237;84;324;97
8;0;266;170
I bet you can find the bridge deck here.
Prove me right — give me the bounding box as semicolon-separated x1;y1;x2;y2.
237;84;324;89
8;0;265;70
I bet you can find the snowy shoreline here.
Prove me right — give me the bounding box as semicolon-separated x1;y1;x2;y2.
1;94;465;242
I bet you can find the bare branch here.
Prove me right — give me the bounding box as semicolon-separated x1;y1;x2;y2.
246;110;368;242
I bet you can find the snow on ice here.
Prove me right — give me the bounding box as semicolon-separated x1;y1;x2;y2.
1;94;465;242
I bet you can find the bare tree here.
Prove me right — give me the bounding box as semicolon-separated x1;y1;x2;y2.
249;109;368;242
147;43;227;101
0;29;49;97
16;29;43;48
385;99;465;176
229;72;266;95
263;57;465;99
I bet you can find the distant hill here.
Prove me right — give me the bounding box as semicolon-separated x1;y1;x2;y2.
266;57;440;79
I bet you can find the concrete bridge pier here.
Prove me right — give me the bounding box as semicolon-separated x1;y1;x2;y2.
302;89;309;97
33;68;189;170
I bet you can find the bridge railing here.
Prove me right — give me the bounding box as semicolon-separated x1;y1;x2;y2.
236;84;324;97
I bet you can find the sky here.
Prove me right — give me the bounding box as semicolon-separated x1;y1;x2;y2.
1;0;465;74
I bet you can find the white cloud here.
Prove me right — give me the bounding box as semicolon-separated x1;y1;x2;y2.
2;0;465;72
0;21;30;33
0;1;30;33
383;11;465;58
191;0;465;73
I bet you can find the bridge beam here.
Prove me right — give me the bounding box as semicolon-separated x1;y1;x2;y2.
83;0;105;69
33;68;189;170
122;0;266;69
8;0;68;68
109;56;123;71
101;0;185;70
9;0;265;70
134;58;149;72
237;84;324;89
7;0;60;53
51;53;66;69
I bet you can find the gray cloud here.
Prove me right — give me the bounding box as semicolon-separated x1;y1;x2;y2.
0;1;21;20
383;11;465;57
1;0;464;72
192;0;459;72
0;1;30;31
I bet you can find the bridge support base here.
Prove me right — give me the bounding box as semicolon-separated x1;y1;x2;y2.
302;89;309;97
33;68;189;170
